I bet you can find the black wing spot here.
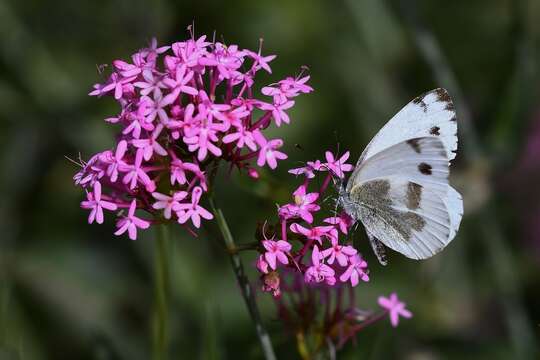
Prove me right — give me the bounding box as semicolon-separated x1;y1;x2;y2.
418;162;432;175
406;139;421;153
413;96;428;112
435;88;455;111
430;126;440;135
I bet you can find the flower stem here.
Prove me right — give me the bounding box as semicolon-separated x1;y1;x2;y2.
208;196;277;360
153;225;169;360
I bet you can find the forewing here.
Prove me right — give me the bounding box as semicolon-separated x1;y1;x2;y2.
356;88;457;166
350;176;452;260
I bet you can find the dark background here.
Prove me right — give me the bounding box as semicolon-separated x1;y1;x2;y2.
1;0;539;359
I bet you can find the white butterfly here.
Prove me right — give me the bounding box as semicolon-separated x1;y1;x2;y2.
338;88;463;264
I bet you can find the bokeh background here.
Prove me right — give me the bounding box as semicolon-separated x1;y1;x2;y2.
1;0;539;359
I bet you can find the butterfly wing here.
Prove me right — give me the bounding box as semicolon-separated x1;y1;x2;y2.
346;137;462;259
349;175;451;259
353;88;457;169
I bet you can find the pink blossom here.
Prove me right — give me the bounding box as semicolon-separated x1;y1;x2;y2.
183;112;224;161
104;140;127;182
141;92;170;124
246;45;276;73
288;160;323;179
262;239;292;270
304;246;335;285
340;255;369;286
290;223;336;244
278;75;313;97
113;57;143;78
198;90;231;124
140;37;170;59
80;181;118;224
198;43;243;79
121;149;156;192
114;200;150;240
323;151;354;178
259;99;295;127
123;104;155;139
324;212;354;234
89;72;136;99
321;238;357;266
162;65;198;105
152;191;188;219
222;121;257;151
134;69;166;97
132;124;167;161
378;293;413;327
253;131;287;169
174;187;213;228
169;156;200;186
278;184;320;223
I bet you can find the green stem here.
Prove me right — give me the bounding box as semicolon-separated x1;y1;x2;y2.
208;196;277;360
153;225;169;360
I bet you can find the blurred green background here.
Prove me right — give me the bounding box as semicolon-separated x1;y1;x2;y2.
1;0;539;359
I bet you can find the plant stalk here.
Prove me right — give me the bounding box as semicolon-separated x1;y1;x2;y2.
208;196;277;360
153;225;169;360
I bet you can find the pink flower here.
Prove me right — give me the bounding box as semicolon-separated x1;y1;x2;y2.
253;131;287;169
162;65;198;105
198;43;243;79
183;114;224;161
134;69;166;97
262;239;292;270
304;246;335;285
339;255;369;286
378;293;413;327
222;125;257;151
80;181;118;224
278;184;320;223
113;58;143;78
259;99;295;127
114;200;150;240
321;238;357;266
169;157;200;186
290;223;336;244
132;124;167;161
174;187;213;228
324;212;354;235
152;191;188;219
121;149;156;192
246;45;276;73
323;151;354;178
278;75;313;97
104;140;128;182
288;160;323;179
89;73;136;99
140;92;170;124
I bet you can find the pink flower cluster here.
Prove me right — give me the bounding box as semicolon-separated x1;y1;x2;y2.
74;32;312;240
256;151;372;297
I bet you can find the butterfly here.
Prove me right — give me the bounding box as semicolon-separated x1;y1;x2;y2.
338;88;463;265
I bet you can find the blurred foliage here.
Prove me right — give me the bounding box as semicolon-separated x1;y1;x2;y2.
1;0;539;359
